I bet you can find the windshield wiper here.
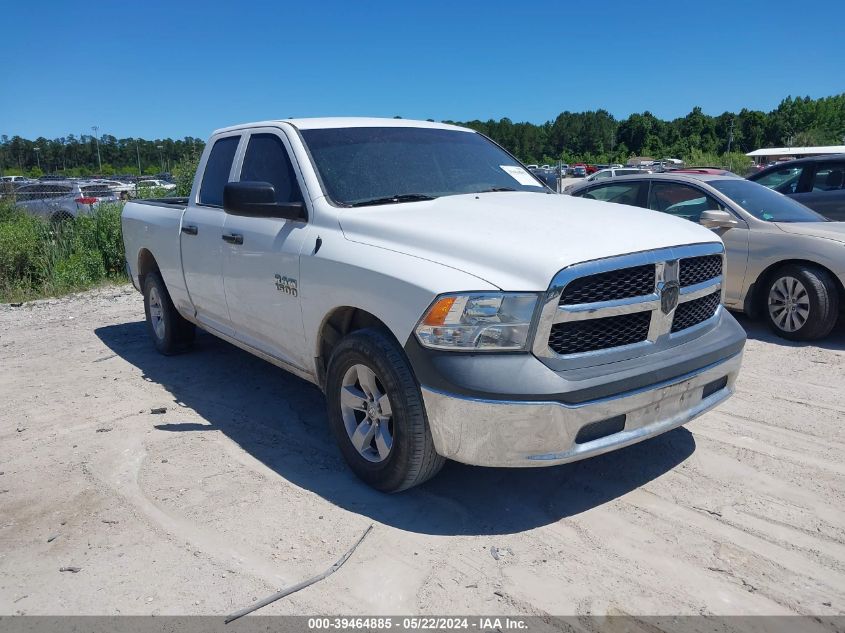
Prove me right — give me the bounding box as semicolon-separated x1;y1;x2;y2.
350;193;436;207
476;187;517;193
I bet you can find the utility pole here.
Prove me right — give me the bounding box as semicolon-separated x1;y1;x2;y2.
157;145;164;174
34;146;41;171
91;125;102;173
726;118;735;154
136;140;142;176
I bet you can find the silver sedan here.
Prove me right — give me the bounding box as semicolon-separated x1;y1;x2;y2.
13;180;118;221
566;173;845;340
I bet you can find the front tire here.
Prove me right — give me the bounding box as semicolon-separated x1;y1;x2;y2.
326;328;445;492
763;264;839;341
143;272;195;354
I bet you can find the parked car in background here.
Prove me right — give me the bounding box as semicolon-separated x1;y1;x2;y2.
651;159;684;172
586;167;649;181
1;175;32;185
93;179;137;199
673;168;740;177
136;179;177;192
748;155;845;221
568;173;845;341
563;167;650;192
572;165;587;177
14;180;118;221
529;167;557;190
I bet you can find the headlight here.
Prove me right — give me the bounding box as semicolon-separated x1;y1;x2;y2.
415;292;539;351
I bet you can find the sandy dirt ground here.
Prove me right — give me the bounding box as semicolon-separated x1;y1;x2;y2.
1;285;844;619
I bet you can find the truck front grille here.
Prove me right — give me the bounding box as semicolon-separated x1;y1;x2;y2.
549;312;651;355
679;255;722;287
538;246;724;360
559;264;655;305
671;290;721;333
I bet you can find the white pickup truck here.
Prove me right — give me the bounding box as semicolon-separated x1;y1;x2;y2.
121;118;746;492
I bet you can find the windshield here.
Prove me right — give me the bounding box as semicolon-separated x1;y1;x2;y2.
709;179;827;223
300;126;546;206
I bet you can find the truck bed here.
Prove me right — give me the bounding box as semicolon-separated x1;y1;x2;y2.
130;197;189;210
121;198;188;296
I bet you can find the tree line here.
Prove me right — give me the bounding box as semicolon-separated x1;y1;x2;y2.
2;93;843;177
0;134;205;177
448;93;845;166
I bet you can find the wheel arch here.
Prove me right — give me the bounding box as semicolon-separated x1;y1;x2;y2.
745;258;844;317
315;306;406;390
136;248;160;293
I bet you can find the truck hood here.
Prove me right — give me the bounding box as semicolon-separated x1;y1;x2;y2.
774;221;845;244
338;192;721;289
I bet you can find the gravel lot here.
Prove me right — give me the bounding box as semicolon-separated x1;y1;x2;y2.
1;285;844;618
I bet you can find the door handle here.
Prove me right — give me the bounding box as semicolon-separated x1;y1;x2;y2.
181;225;198;235
222;233;244;245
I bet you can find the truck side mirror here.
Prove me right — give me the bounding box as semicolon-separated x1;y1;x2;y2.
223;182;306;221
699;209;738;229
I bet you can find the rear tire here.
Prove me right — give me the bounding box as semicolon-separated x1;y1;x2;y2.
143;272;195;354
763;264;838;341
50;211;74;225
325;328;445;492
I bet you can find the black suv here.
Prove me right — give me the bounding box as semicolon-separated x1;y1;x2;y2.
748;155;845;221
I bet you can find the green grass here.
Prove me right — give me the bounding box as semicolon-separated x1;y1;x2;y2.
0;199;128;303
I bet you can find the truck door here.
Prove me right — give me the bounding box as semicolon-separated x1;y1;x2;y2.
221;129;310;370
181;134;241;336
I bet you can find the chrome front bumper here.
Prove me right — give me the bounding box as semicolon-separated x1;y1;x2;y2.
420;351;742;467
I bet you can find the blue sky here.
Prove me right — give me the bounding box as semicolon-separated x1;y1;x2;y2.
1;0;843;140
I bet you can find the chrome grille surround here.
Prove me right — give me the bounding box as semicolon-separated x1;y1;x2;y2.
533;243;725;369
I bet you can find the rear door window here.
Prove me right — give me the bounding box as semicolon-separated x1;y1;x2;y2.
811;162;845;191
754;166;804;194
15;185;39;201
647;182;718;222
81;184;112;198
199;136;239;207
16;184;71;201
49;185;73;199
239;133;302;204
579;182;642;205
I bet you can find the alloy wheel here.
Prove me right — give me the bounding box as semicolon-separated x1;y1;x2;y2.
768;276;810;333
148;286;166;341
339;363;394;463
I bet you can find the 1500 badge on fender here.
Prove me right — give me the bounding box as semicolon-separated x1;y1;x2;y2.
274;274;298;297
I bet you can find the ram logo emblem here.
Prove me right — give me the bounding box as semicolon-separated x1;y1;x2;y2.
659;280;680;315
274;275;298;297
